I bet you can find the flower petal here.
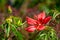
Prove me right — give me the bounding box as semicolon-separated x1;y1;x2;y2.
37;25;45;31
43;16;51;24
26;17;37;25
38;11;45;21
25;26;36;32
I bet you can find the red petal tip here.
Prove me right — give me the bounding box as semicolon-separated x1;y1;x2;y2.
26;16;37;25
43;16;51;24
25;26;36;32
38;11;46;21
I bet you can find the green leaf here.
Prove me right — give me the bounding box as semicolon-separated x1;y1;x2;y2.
4;23;10;37
12;16;23;26
6;25;10;37
53;11;60;20
2;38;5;40
45;35;48;40
11;24;23;40
40;34;46;37
35;27;57;40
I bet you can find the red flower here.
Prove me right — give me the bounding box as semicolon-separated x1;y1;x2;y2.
25;11;51;32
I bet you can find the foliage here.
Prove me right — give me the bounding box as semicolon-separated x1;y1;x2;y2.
35;26;58;40
0;0;60;40
1;16;23;40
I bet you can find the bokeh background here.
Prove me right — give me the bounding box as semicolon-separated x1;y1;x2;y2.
0;0;60;40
